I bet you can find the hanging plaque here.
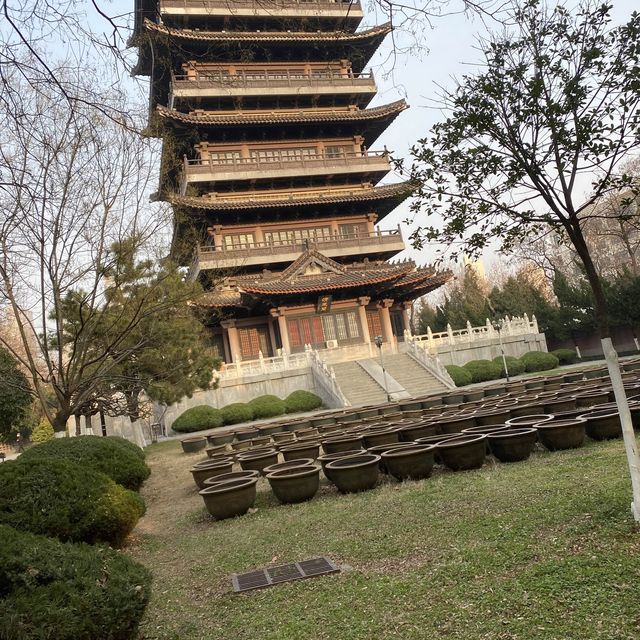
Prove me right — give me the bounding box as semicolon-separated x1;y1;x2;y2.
316;295;332;314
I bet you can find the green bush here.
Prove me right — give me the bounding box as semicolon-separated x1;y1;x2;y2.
520;350;560;372
551;348;578;365
284;390;323;413
0;458;145;547
463;359;503;383
19;436;150;491
171;405;223;433
30;418;55;444
221;402;254;425
445;365;473;387
492;355;526;377
0;524;151;640
249;394;286;419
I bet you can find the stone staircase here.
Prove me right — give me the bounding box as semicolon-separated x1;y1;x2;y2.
331;360;389;406
376;353;449;398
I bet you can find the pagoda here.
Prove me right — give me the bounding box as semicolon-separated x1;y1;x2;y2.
131;0;450;363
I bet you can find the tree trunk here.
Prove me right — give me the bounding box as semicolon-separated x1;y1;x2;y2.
571;225;640;522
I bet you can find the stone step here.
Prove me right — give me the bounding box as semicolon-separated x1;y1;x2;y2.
380;353;449;398
331;360;388;406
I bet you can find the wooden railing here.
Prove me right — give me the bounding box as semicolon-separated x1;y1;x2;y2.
172;70;374;90
184;149;388;176
198;228;401;259
163;0;361;10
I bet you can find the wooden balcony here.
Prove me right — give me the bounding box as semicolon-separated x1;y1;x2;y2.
189;228;405;276
160;0;364;23
182;149;390;188
170;70;376;104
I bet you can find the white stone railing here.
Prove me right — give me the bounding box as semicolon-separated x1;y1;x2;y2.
306;345;350;407
218;350;310;380
412;314;540;349
405;334;456;389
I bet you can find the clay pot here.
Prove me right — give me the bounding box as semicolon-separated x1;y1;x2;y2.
535;418;586;450
199;477;258;520
483;386;506;398
295;427;320;438
205;444;228;458
462;425;509;435
272;431;296;444
322;434;364;454
366;442;418;472
474;408;512;426
191;459;234;488
325;454;381;493
237;449;279;475
207;432;234;446
263;458;315;475
443;392;465;405
505;414;554;429
524;379;545;391
362;427;400;449
381;445;436;481
280;441;321;461
251;436;271;448
575;390;610;408
234;428;259;442
311;416;337;428
203;470;259;486
463;390;485;403
379;403;401;415
421;397;443;409
181;436;207;454
257;423;284;436
357;407;380;420
436;435;487;471
509;401;545;417
317;449;365;480
578;410;622;440
266;465;321;504
230;440;252;452
398;422;438;441
438;414;476;434
543;397;577;414
283;419;309;433
487;428;538;463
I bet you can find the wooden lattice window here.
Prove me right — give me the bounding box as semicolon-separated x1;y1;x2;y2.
367;310;383;340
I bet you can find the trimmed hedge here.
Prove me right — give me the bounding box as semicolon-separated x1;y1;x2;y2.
221;402;254;425
172;405;223;433
445;365;473;387
0;459;145;547
0;525;151;640
284;390;323;413
520;350;560;372
30;418;55;444
19;436;150;491
551;348;578;365
463;359;503;383
249;394;286;419
493;355;526;377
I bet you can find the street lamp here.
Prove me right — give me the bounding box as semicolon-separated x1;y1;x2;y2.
374;335;391;403
493;321;510;382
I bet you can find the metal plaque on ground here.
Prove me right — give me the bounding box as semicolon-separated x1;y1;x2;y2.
231;556;340;593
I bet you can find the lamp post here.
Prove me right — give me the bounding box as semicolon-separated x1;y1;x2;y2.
374;334;391;403
493;321;510;382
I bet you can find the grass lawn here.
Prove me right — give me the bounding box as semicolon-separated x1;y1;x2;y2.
128;438;640;640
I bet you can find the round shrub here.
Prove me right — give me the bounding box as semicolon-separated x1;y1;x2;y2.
551;348;578;365
171;405;223;433
463;359;503;383
0;458;145;547
249;394;286;419
284;390;323;413
221;402;254;425
30;418;55;444
492;355;526;377
0;524;151;640
520;350;560;372
19;435;150;491
445;365;472;387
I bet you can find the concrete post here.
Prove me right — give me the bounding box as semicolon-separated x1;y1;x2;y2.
277;308;290;354
379;299;395;348
357;296;371;344
221;320;241;362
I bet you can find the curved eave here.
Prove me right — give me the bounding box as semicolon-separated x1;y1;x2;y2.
132;20;392;76
169;181;415;212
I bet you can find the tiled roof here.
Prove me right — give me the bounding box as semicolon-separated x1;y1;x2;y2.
142;19;391;44
195;251;450;308
168;182;416;212
156;100;408;126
